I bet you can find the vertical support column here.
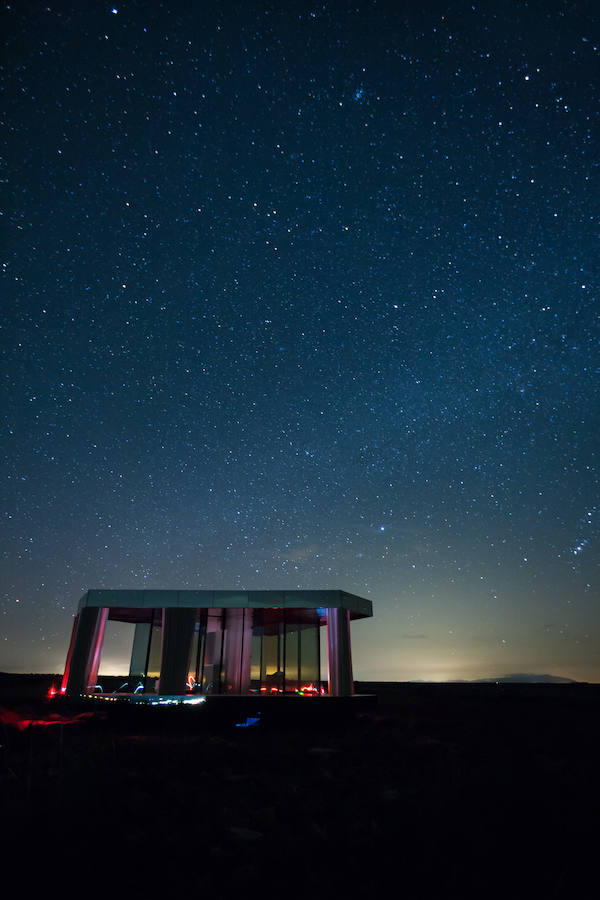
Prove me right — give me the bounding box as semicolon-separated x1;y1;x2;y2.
327;607;354;697
144;608;164;693
240;610;253;694
222;609;253;693
60;614;79;694
129;622;151;683
65;607;108;695
159;608;196;694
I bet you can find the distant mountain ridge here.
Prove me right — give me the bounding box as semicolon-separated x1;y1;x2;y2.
472;673;577;684
356;673;582;687
374;673;579;684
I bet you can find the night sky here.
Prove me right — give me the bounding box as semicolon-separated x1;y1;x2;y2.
2;1;599;682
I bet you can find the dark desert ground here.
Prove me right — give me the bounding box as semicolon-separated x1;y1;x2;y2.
1;673;598;897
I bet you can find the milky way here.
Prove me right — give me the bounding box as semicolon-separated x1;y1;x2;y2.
2;1;598;681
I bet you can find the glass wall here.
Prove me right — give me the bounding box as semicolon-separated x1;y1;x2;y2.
107;606;326;695
249;608;322;694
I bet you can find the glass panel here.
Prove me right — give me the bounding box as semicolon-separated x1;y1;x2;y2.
195;618;206;691
285;624;300;693
250;620;262;685
320;618;328;692
299;623;320;691
97;620;135;682
262;619;283;693
247;609;325;694
249;609;283;693
187;617;200;691
128;622;151;694
289;609;322;694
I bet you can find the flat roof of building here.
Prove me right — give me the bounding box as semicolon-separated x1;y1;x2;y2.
79;589;372;619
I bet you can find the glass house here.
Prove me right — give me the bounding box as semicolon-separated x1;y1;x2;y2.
61;590;373;698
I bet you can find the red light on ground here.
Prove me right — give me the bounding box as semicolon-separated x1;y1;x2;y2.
0;707;94;731
47;685;57;699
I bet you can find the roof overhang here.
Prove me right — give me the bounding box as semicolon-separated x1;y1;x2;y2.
79;589;372;620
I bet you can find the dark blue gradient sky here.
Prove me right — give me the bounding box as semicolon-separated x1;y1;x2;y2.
2;1;598;680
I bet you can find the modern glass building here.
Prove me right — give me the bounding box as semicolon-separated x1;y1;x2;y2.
61;590;373;698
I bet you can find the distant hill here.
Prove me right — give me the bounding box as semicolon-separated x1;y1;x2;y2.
356;674;580;688
472;673;577;684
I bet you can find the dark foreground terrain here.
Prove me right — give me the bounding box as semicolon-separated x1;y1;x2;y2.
1;674;598;898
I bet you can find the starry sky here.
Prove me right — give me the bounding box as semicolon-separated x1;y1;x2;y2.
2;0;599;682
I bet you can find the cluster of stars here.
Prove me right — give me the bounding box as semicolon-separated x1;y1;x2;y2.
1;1;598;681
